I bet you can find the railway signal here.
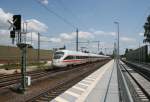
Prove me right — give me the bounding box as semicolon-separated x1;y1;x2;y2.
8;20;16;30
10;30;15;44
9;15;21;44
9;15;28;93
13;15;21;31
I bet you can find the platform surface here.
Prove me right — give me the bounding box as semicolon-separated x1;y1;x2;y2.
128;61;150;72
51;60;119;102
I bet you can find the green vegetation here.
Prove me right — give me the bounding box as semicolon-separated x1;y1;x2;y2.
0;62;48;70
143;15;150;43
0;45;53;64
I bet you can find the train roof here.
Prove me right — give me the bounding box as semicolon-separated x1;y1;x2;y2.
56;50;109;57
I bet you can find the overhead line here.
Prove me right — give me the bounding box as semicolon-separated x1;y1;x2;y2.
34;0;77;29
55;0;89;30
132;6;150;38
56;0;78;20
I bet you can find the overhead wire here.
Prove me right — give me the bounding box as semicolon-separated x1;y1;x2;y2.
55;0;90;30
55;0;79;21
132;6;150;38
34;0;77;29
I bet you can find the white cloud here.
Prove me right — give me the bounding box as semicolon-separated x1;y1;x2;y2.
39;0;48;5
0;30;13;45
50;31;94;43
139;32;144;36
0;8;48;33
0;30;9;35
94;30;116;36
25;19;48;33
60;33;74;40
26;32;49;41
26;32;61;44
0;8;49;49
120;37;136;43
49;38;61;43
0;8;13;30
78;31;94;39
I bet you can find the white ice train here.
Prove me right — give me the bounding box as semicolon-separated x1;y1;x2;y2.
52;50;109;67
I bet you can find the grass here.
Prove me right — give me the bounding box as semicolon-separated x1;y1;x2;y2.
0;62;48;70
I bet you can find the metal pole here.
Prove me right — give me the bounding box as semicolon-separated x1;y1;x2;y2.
21;47;25;92
31;32;32;45
139;42;140;63
118;23;120;61
98;41;100;52
105;48;106;55
114;42;116;59
76;28;78;51
20;34;27;93
88;40;90;52
114;22;120;63
38;32;40;67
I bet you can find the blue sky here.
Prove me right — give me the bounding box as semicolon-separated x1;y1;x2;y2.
0;0;150;54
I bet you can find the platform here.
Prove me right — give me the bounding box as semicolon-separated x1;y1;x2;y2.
127;61;150;72
51;60;119;102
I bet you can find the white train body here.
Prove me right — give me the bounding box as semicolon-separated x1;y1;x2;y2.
52;50;109;67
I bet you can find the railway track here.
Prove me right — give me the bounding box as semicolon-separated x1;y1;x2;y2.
0;67;79;89
25;60;108;102
0;60;109;90
123;60;150;81
0;60;109;102
119;61;150;102
0;70;52;89
0;66;80;89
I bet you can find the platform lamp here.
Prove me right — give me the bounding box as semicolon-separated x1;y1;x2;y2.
114;21;120;64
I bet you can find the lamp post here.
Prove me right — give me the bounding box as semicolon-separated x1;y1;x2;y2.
114;21;120;64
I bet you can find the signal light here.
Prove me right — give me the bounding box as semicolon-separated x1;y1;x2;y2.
10;30;15;44
10;30;15;38
13;15;21;31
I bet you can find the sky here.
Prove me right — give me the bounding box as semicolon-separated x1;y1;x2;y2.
0;0;150;54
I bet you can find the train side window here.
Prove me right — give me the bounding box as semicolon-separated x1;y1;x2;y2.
83;56;86;59
76;56;80;59
64;56;73;60
79;56;82;59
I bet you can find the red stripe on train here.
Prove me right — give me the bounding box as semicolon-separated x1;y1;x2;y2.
63;59;85;62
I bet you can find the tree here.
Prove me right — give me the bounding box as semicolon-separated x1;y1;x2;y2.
124;48;129;57
125;48;129;54
99;51;104;55
143;15;150;43
129;49;133;52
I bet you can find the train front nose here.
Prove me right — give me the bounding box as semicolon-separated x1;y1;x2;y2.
52;59;62;67
52;51;65;67
52;59;59;65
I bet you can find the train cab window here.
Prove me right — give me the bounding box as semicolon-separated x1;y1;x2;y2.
64;56;74;60
76;56;79;59
54;52;64;59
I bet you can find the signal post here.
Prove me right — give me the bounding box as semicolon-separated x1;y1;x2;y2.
9;15;28;93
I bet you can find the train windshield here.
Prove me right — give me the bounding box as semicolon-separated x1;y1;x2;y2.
54;52;64;59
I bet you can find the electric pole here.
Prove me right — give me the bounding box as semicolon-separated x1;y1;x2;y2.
76;28;79;51
38;32;40;68
98;41;100;52
91;41;100;53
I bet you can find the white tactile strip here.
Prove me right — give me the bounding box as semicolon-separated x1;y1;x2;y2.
121;61;150;102
51;60;114;102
